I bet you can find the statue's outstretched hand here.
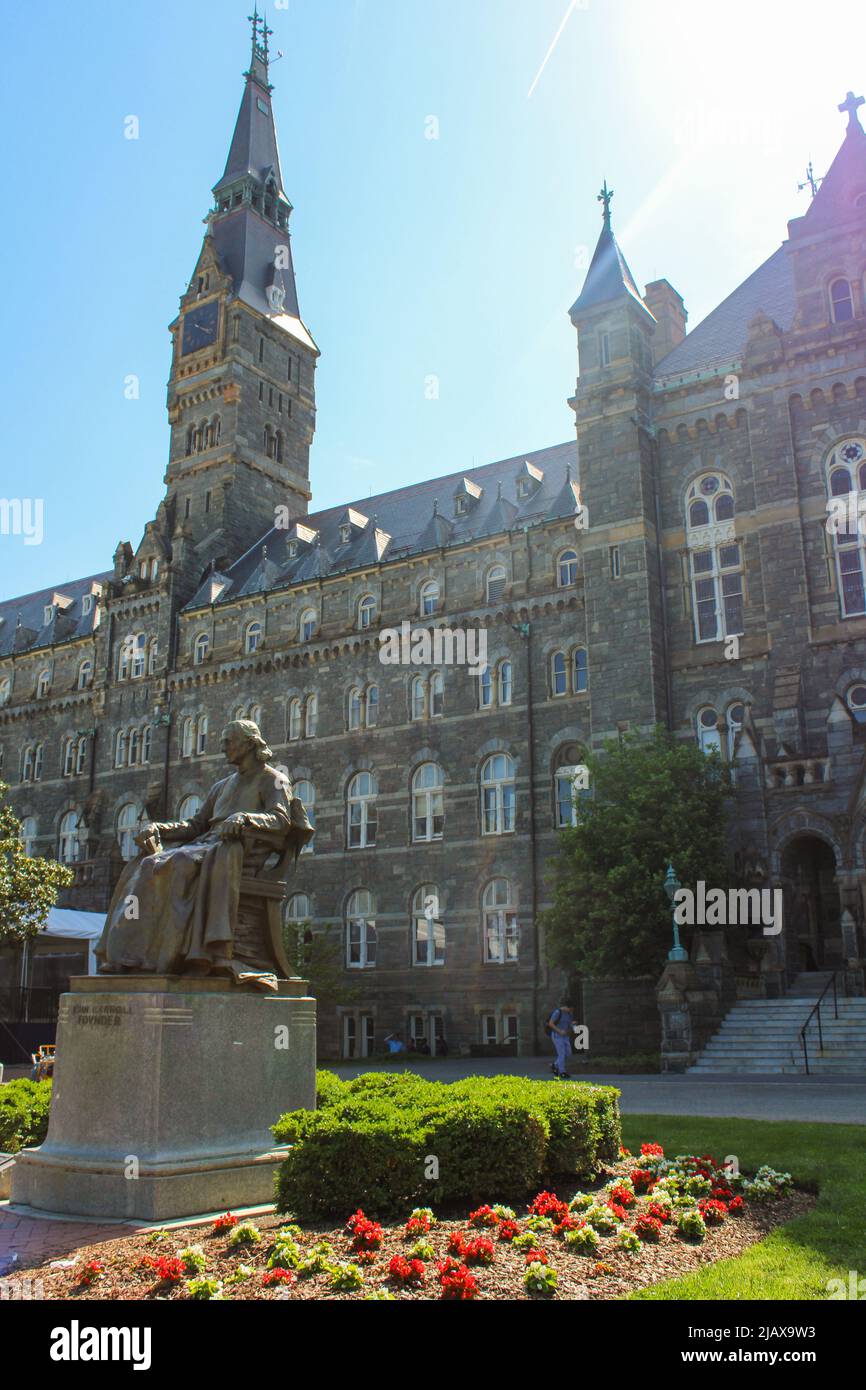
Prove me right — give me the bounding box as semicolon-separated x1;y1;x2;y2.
135;824;162;854
218;813;247;841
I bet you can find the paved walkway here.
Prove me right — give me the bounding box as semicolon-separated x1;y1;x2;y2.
331;1059;866;1124
0;1211;139;1280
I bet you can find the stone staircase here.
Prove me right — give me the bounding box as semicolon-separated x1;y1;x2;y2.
688;973;866;1075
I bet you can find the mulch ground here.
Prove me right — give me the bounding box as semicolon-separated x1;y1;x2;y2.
18;1154;814;1301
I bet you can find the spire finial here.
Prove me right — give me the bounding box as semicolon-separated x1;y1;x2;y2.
433;497;439;516
598;179;614;224
838;90;864;131
246;6;273;83
798;160;822;199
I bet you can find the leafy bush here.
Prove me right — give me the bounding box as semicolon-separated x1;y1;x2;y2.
273;1071;620;1220
0;1078;52;1154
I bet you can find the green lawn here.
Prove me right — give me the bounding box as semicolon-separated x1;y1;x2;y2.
620;1114;866;1300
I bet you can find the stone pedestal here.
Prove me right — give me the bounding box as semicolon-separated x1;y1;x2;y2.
11;975;316;1221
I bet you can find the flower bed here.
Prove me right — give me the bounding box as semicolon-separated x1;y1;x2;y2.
28;1140;812;1301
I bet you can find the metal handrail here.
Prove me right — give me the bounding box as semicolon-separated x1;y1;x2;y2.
799;971;839;1075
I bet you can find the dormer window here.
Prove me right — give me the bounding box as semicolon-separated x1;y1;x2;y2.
340;524;352;544
82;594;93;616
455;496;467;516
288;540;298;558
43;605;53;626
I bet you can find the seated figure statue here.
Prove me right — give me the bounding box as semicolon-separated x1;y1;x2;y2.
95;719;314;992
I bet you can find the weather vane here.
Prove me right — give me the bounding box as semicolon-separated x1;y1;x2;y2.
598;180;614;223
797;160;822;200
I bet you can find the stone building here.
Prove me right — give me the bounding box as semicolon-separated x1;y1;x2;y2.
2;23;865;1059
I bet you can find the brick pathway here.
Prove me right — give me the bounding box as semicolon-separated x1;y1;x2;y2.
0;1209;137;1277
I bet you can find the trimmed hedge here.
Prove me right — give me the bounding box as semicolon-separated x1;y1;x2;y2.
0;1078;52;1154
273;1071;620;1219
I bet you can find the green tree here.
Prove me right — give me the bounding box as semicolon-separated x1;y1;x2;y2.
0;781;73;947
282;920;359;1007
540;727;733;979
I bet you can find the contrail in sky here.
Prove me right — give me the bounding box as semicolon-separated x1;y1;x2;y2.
527;0;580;99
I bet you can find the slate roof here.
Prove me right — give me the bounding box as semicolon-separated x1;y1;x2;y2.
0;572;110;658
652;246;797;380
184;440;579;611
570;216;652;320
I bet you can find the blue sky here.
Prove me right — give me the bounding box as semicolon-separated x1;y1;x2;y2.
0;0;860;597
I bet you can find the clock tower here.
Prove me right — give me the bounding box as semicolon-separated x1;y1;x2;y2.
164;10;318;574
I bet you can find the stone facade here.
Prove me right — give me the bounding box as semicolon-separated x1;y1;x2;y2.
2;47;866;1058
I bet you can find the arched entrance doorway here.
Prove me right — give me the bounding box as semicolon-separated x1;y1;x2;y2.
780;836;841;972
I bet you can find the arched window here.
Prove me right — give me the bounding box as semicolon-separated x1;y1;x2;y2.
486;565;507;603
347;772;377;848
286;893;312;922
483;878;518;963
22;745;34;782
685;474;743;643
248;704;262;728
366;684;379;727
411;674;426;721
300;608;316;642
244;621;262;655
412;762;444;842
19;816;37;857
305;694;318;738
36;668;51;698
117;803;140;861
358;595;376;630
830;277;854;323
429;672;442;718
551;651;567;696
141;725;152;765
63;737;76;778
480;666;493;709
481;753;516;835
346;889;377;967
148;638;158;676
412;884;444;966
33;743;43;781
178;793;203;821
0;676;10;706
115;728;127;767
76;736;88;775
696;706;722;756
554;747;590;828
827;439;866;617
498;660;513;706
196;713;208;756
557;549;578;588
193;632;209;665
294;780;316;852
846;684;866;725
131;633;146;680
348;688;362;731
77;659;92;690
58;810;81;864
181;717;194;758
726;702;745;760
288;698;302;740
572;647;588;694
419;579;439;616
128;727;140;766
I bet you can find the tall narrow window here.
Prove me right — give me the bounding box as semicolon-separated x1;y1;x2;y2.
347;772;378;848
196;714;208;756
827;439;866;618
288;698;302;741
300;608;316;642
305;694;318;737
193;632;209;665
245;621;262;654
498;660;513;705
294;780;316;852
358;595;376;629
346;889;376;967
117;803;139;861
411;674;426;721
486;565;507;602
481;753;516;835
572;647;588;693
697;706;722;756
181;718;194;759
419;579;439;616
429;672;443;718
480;666;493;708
830;278;854;323
609;545;621;580
412;884;445;966
599;331;611;367
483;879;519;963
558;550;578;588
366;684;379;727
685;474;742;642
412;762;444;842
348;688;362;731
551;651;567;696
58;810;81;865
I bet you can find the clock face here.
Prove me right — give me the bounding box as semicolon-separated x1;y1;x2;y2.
181;300;219;356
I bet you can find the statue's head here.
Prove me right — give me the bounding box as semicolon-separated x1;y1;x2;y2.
221;719;272;766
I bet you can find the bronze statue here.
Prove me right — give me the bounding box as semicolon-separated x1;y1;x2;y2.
96;720;313;991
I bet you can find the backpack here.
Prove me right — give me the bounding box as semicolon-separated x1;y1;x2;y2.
544;1008;562;1037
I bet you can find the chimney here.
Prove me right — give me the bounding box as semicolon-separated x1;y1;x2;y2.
643;279;687;365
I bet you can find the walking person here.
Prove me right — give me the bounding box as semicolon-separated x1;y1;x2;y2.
546;1000;574;1080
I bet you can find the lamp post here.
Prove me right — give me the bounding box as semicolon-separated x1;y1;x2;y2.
663;861;688;963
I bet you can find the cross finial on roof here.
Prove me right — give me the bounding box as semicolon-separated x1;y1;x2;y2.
598;179;614;224
838;90;865;130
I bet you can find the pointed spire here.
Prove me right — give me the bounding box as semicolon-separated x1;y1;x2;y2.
796;91;866;232
569;181;653;322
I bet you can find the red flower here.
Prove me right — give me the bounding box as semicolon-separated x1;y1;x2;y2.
607;1202;628;1222
640;1142;664;1158
437;1258;479;1300
552;1215;581;1237
646;1201;671;1224
698;1198;727;1226
608;1184;636;1208
467;1205;498;1228
262;1267;295;1287
497;1220;521;1242
728;1196;745;1215
632;1214;663;1243
528;1190;568;1222
525;1248;548;1265
143;1255;184;1285
77;1260;105;1287
619;1146;632;1158
348;1213;383;1252
355;1249;378;1265
211;1211;238;1233
630;1168;655;1193
404;1215;430;1237
388;1255;426;1286
463;1236;494;1266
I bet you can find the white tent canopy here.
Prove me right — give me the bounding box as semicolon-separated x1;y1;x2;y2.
38;908;105;943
